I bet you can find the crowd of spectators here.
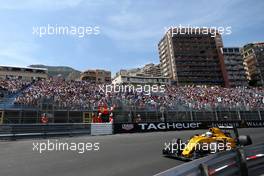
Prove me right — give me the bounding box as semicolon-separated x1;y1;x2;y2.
14;79;111;109
12;78;264;111
115;85;264;111
165;85;264;110
0;79;30;97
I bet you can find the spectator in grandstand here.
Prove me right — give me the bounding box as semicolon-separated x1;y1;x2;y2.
135;114;142;123
109;113;114;123
0;79;30;95
40;113;49;124
160;116;165;122
92;113;102;123
91;113;97;123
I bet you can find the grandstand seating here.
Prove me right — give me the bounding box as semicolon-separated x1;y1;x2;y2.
0;78;261;111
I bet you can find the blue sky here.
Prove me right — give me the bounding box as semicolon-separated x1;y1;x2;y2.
0;0;263;74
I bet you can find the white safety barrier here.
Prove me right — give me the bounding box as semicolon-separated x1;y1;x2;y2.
91;123;113;136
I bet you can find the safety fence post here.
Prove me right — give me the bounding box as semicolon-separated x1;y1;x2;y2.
199;163;209;176
237;148;248;176
258;110;262;120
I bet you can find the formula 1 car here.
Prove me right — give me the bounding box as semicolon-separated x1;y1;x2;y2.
162;126;252;161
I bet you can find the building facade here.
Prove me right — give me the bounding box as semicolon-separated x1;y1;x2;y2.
158;28;229;87
80;69;111;83
223;47;248;87
115;63;162;78
142;63;162;77
115;68;141;77
242;42;264;86
0;65;48;80
112;75;170;85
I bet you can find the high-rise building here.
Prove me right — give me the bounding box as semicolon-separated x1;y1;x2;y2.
223;47;248;87
242;42;264;86
158;28;229;87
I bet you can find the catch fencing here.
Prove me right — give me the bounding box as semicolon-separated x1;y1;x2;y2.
0;109;262;124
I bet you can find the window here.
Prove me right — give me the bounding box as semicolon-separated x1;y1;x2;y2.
228;48;233;52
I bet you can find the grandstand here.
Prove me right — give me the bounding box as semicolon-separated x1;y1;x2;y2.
1;77;264;123
11;78;264;111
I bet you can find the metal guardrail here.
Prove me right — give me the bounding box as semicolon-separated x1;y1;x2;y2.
155;143;264;176
0;123;91;140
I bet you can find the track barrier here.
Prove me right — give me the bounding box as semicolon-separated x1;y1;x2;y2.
154;143;264;176
91;123;113;136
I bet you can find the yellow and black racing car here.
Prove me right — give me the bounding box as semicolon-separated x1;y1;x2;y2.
162;126;252;161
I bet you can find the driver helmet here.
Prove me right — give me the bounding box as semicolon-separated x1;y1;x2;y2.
205;131;213;137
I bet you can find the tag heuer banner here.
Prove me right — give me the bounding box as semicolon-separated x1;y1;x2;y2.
114;120;264;134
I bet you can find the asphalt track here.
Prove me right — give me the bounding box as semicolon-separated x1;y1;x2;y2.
0;128;264;176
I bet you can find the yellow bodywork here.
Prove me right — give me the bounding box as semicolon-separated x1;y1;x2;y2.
182;128;236;158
